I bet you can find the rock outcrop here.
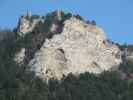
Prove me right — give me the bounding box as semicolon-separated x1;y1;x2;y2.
14;11;124;80
27;17;122;80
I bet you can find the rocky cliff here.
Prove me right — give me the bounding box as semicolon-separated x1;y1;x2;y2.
15;11;122;80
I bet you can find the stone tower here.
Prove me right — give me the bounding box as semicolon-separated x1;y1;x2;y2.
57;10;62;21
26;10;32;18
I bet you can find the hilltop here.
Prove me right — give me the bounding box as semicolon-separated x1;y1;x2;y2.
0;11;133;100
12;11;123;80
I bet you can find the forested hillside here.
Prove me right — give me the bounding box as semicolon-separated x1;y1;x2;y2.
0;29;133;100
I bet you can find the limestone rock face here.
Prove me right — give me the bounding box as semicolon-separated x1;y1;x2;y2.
29;17;122;80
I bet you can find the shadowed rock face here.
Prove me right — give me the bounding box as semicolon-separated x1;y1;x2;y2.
27;17;122;80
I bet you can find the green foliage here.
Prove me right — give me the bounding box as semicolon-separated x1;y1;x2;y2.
0;34;49;100
119;60;133;74
74;14;84;20
119;44;133;74
119;44;133;51
47;72;133;100
91;20;96;25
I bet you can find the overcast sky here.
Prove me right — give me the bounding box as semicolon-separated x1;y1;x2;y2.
0;0;133;44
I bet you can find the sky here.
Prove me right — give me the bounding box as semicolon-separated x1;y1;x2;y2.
0;0;133;44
